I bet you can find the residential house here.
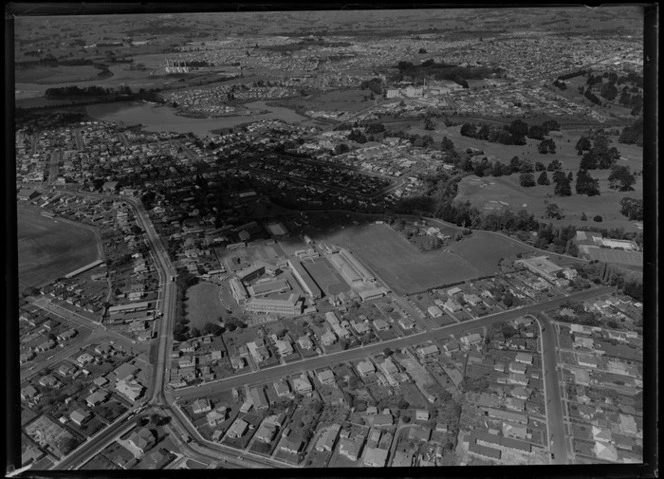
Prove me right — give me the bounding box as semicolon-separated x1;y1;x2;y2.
192;398;212;414
69;408;92;426
356;360;375;377
339;438;364;461
227;418;249;439
129;428;156;454
315;424;341;452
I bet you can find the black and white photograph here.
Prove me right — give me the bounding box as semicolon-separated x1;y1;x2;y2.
4;4;658;475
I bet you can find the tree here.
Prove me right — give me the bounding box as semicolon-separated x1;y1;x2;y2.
576;136;592;153
608;165;636;191
580;212;588;221
519;159;534;173
547;159;562;171
537;171;550;185
619;197;643;221
593;215;603;222
554;176;572;196
334;143;349;155
580;151;598;170
545;203;564;220
535;161;545;172
538;138;556;154
576;169;600;196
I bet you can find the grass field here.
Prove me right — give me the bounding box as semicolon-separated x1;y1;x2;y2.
585;248;643;268
446;231;536;275
430;124;643;172
455;169;643;231
18;206;100;291
185;282;225;331
318;224;532;295
15;65;106;84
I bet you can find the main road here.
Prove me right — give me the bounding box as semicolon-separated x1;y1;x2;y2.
173;286;613;402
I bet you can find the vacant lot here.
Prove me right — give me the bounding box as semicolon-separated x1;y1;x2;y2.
185;282;225;331
18;206;100;291
319;224;482;294
455;169;643;231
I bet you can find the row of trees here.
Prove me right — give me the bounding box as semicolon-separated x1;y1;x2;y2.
460;119;560;146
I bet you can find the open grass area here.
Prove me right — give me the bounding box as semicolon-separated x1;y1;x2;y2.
18;206;100;291
455;169;643;231
273;88;373;114
15;65;105;84
319;224;486;295
447;231;535;274
585;248;643;268
429;124;642;173
185;282;226;331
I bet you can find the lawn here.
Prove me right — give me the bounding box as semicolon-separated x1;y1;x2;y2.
18;206;101;291
185;282;225;331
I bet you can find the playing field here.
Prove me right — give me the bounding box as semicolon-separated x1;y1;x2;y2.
446;231;535;275
185;282;226;331
319;224;485;295
585;248;643;268
18;206;101;291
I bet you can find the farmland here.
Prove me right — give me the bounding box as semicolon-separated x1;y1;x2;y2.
318;223;532;295
17;206;101;291
185;282;225;331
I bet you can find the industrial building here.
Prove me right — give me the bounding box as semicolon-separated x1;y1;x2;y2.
514;256;563;282
245;293;303;316
288;259;322;299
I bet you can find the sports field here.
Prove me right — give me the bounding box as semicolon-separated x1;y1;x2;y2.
185;282;226;331
447;231;535;275
585;248;643;268
18;206;100;291
319;224;495;295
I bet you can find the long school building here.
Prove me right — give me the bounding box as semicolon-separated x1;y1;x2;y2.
288;259;322;299
245;293;304;316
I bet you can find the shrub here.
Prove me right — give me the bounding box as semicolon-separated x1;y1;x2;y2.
593;215;603;222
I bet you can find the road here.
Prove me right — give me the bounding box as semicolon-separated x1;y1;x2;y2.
53;407;140;470
529;313;568;464
173;286;613;401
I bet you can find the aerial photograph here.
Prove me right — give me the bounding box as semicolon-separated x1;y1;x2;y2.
6;5;656;474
